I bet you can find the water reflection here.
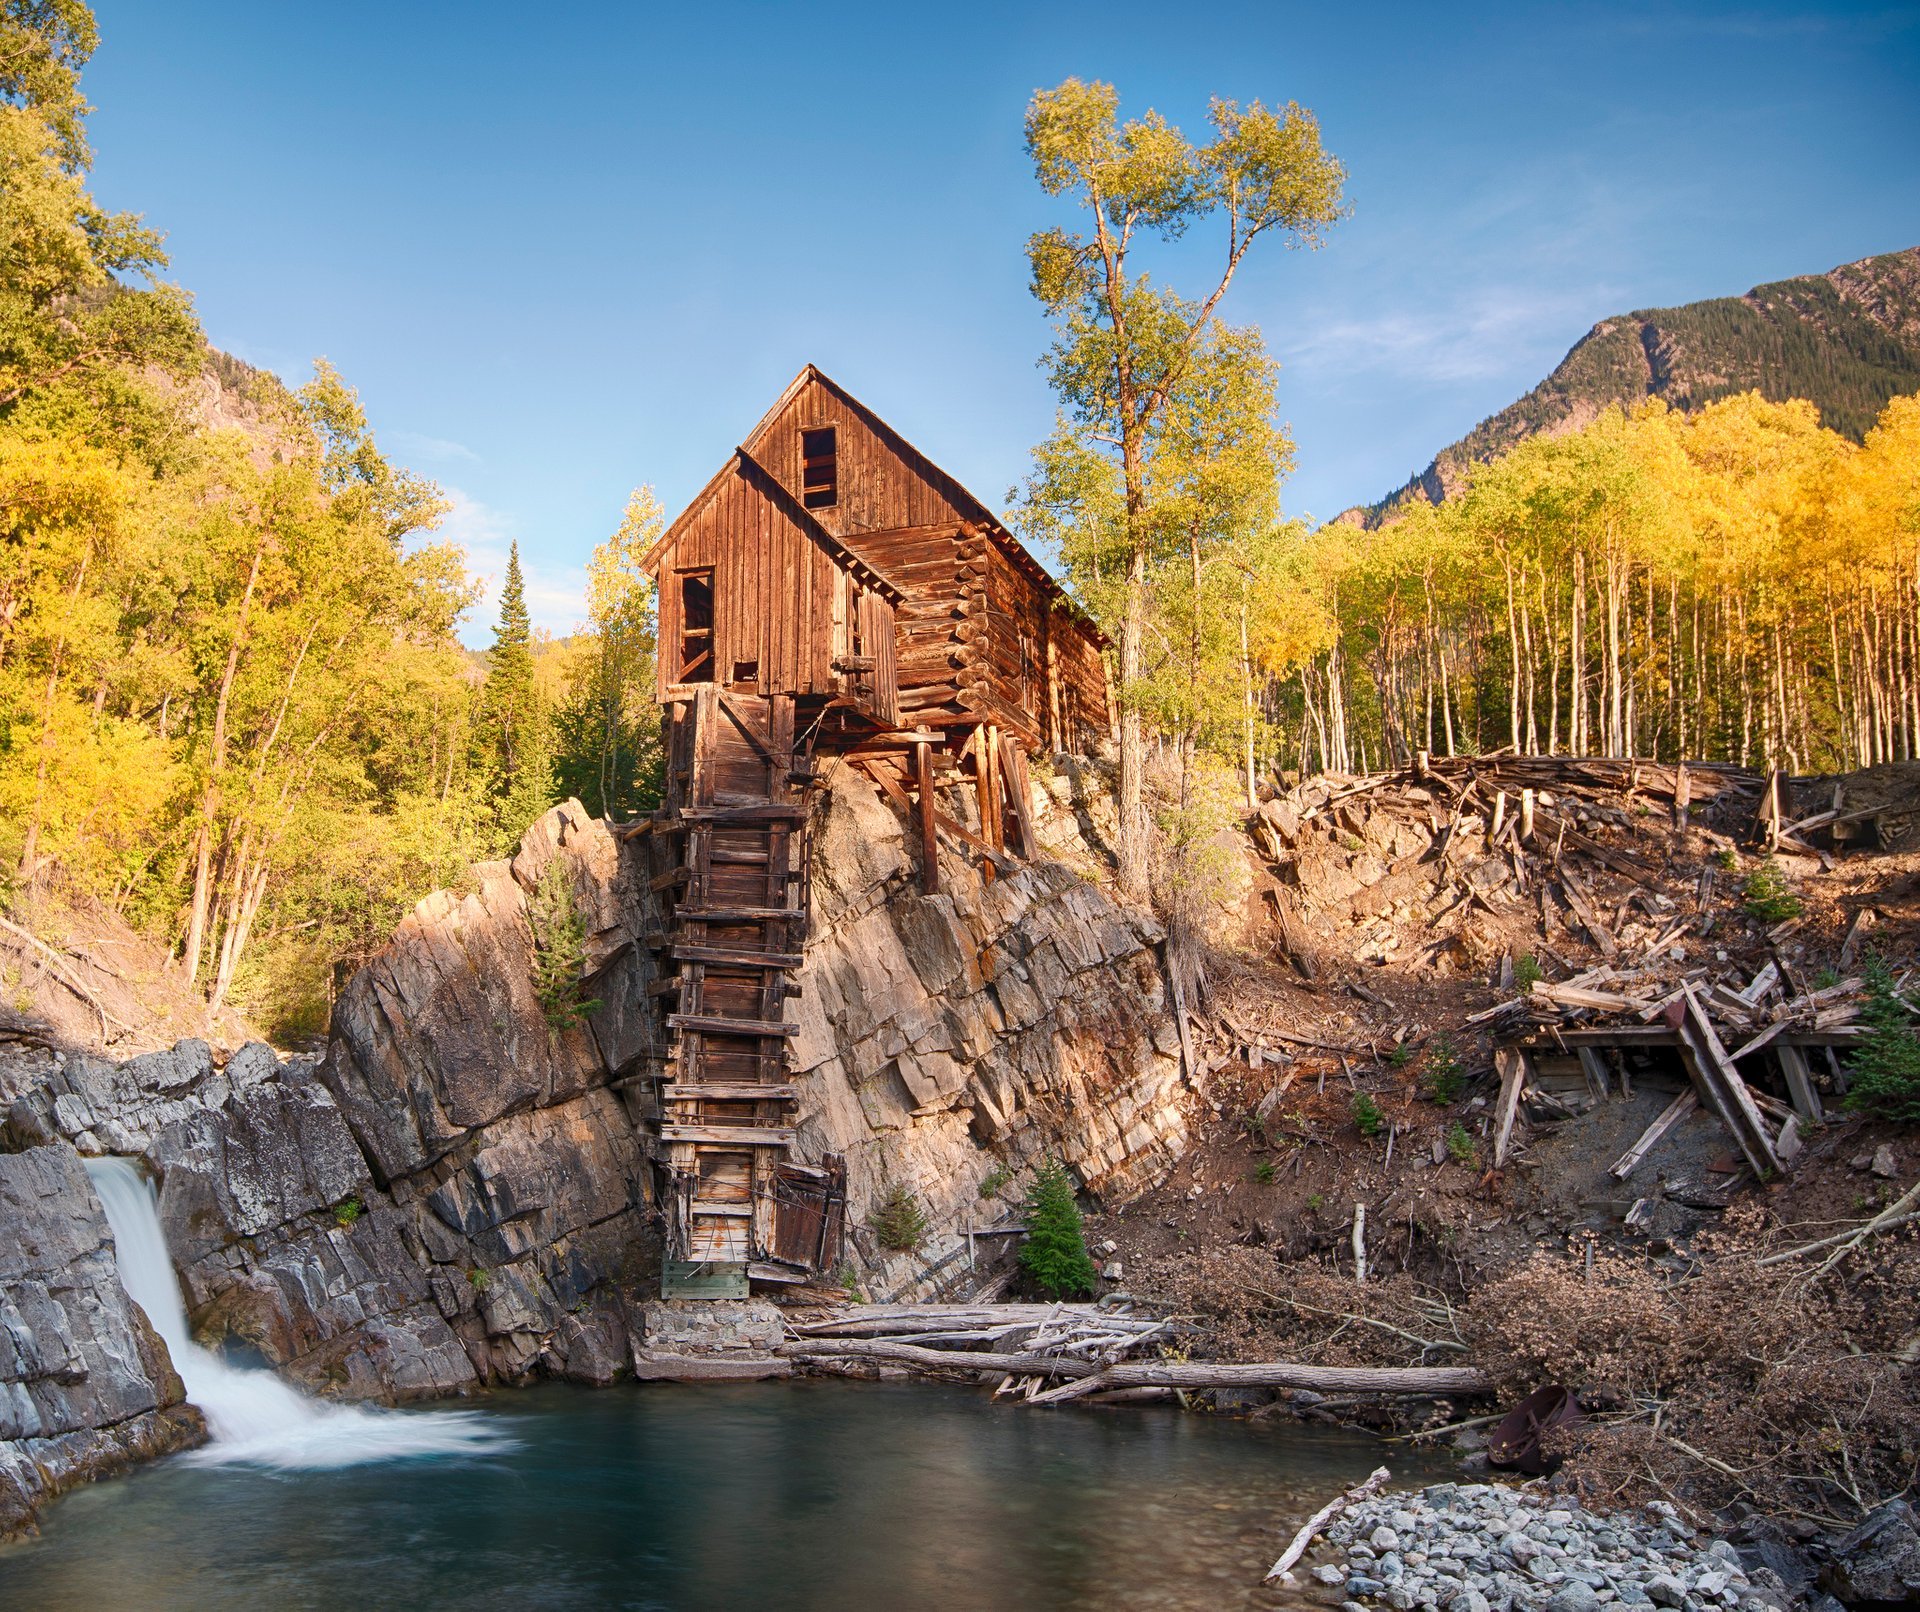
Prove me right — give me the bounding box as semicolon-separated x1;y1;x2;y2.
0;1380;1453;1612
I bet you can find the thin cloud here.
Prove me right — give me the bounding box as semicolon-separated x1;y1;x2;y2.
1282;283;1616;386
389;429;481;465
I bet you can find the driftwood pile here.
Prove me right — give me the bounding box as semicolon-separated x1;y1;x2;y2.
1240;751;1907;1190
778;1301;1489;1405
1249;754;1776;981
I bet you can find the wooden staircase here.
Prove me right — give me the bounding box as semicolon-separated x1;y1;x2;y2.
643;686;843;1297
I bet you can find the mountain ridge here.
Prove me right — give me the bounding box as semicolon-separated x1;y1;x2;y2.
1352;245;1920;525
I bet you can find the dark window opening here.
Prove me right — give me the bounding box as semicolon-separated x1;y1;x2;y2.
677;569;714;683
801;426;837;509
731;659;759;685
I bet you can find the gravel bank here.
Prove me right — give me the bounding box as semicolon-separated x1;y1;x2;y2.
1314;1483;1808;1612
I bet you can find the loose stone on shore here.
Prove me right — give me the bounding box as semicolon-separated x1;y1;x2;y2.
1312;1484;1806;1612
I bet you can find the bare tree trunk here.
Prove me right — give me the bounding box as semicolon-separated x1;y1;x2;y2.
185;542;264;985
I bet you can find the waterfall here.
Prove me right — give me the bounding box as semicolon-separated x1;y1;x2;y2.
84;1156;513;1470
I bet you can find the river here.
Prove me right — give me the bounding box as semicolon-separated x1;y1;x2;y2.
1;1157;1450;1610
0;1378;1453;1611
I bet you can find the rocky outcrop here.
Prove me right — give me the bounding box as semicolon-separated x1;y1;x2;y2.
793;768;1196;1299
0;1143;205;1539
0;766;1200;1516
1;802;664;1405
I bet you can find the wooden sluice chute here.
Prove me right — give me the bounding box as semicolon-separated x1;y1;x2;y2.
644;686;843;1297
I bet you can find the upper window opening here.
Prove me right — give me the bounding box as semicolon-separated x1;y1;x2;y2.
801;426;838;509
677;569;714;683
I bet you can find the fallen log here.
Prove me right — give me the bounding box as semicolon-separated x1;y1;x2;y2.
1267;1465;1392;1584
784;1337;1491;1398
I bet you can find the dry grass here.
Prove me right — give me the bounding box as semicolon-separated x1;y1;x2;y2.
1137;1200;1920;1524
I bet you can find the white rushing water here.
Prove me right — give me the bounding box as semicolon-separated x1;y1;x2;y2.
84;1156;514;1470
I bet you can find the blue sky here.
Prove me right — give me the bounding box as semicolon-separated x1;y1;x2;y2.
85;1;1920;642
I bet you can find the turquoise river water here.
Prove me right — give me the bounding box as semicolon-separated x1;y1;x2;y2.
0;1379;1449;1612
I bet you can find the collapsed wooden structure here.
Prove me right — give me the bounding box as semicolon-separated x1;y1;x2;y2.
630;366;1111;1297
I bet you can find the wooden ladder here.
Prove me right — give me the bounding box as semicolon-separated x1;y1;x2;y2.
648;687;833;1296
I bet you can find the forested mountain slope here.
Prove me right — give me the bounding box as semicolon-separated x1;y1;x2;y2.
1361;245;1920;522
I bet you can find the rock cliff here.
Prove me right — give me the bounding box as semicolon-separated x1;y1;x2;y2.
0;1143;204;1538
0;765;1199;1530
791;772;1193;1298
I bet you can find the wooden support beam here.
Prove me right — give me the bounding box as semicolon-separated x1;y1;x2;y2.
662;1083;797;1102
1775;1042;1824;1124
914;739;940;896
658;1124;797;1146
677;804;808;824
1492;1046;1527;1167
1674;984;1785;1177
668;1014;797;1038
671;943;804;969
673;905;800;923
999;732;1036;859
1576;1046;1612;1098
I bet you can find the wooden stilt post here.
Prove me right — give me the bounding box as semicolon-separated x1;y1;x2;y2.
913;739;939;896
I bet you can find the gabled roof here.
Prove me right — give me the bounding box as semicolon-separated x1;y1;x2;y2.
741;364;1108;648
640;445;904;605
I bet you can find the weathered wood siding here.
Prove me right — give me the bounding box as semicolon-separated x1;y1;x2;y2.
653;458;896;726
751;373;975;538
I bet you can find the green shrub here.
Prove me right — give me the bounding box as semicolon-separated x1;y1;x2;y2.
978;1164;1012;1200
1306;1192;1324;1210
1513;953;1544;994
1446;1121;1478;1164
527;861;603;1030
1714;846;1739;872
1252;1159;1278;1185
1018;1157;1098;1299
1352;1093;1385;1138
331;1195;364;1229
869;1182;930;1252
1420;1035;1465;1104
1386;1042;1414;1068
1741;860;1802;923
1844;949;1920;1123
467;1268;492;1292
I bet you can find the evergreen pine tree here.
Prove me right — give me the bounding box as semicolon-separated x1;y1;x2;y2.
1017;1158;1099;1299
1844;949;1920;1124
478;542;556;843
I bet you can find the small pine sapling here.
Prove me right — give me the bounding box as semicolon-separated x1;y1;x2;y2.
869;1182;930;1252
1018;1157;1098;1299
527;862;602;1030
1351;1093;1385;1138
1445;1121;1477;1164
1420;1035;1465;1104
1741;860;1801;923
1844;949;1920;1123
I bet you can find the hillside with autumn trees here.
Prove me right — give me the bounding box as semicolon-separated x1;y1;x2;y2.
0;3;658;1039
3;11;1917;1047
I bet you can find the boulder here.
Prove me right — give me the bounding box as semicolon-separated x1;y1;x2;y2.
1822;1499;1920;1606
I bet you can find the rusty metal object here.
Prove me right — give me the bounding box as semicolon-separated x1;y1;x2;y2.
1489;1385;1584;1476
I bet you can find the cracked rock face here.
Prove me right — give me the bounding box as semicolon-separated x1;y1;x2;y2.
1;803;665;1414
791;774;1196;1301
0;1143;205;1539
0;775;1197;1515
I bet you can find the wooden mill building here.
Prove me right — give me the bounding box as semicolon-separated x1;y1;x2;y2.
631;365;1110;1296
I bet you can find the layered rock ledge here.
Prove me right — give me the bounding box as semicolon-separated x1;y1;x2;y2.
0;1144;204;1538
